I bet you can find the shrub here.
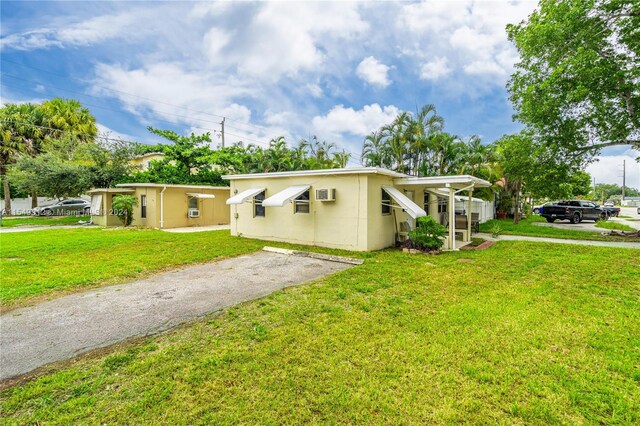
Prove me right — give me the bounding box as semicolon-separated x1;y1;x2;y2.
112;195;139;227
407;216;447;251
490;222;502;238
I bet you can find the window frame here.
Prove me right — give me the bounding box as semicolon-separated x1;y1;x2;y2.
381;189;392;215
140;195;147;218
294;190;310;214
188;197;198;210
253;191;266;218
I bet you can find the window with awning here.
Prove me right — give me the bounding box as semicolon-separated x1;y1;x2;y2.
262;185;310;207
226;187;266;205
186;193;216;199
381;185;427;219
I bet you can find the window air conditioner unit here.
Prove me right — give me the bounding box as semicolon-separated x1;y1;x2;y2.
315;188;336;201
188;209;200;218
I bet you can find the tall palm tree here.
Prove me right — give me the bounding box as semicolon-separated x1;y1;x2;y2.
361;130;387;167
0;103;40;214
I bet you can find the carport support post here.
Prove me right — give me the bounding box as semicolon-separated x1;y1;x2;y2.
449;185;456;251
467;189;473;239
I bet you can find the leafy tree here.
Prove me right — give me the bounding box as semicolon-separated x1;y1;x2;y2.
507;0;640;159
11;152;90;199
0;98;97;210
111;195;138;227
495;133;538;223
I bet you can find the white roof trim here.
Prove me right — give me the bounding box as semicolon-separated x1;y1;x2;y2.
262;185;310;207
394;175;491;188
382;185;427;219
223;167;406;180
226;187;265;205
186;193;216;199
117;183;229;190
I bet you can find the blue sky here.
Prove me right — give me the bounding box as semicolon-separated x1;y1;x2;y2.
1;0;638;186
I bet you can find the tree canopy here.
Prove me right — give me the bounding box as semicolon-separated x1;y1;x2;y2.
507;0;639;159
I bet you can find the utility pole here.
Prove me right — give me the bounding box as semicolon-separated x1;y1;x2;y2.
622;159;626;201
220;117;226;148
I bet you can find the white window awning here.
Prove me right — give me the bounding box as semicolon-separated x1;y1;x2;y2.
226;187;266;205
262;185;310;207
186;193;216;199
90;194;102;215
382;185;427;219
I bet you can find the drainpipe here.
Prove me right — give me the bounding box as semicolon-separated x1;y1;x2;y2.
160;186;167;228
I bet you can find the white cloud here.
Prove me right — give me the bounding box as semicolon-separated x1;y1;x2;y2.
312;103;400;138
586;150;640;187
221;2;369;79
0;12;141;51
356;56;391;87
420;57;451;80
203;28;231;59
463;60;506;76
91;62;253;128
398;0;537;83
306;83;323;98
96;123;136;143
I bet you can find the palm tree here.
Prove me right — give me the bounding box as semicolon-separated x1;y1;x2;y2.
361;130;387;167
0;103;40;214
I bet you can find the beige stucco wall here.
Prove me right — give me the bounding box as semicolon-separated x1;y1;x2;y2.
91;191;134;226
229;173;409;251
130;154;165;171
91;186;230;229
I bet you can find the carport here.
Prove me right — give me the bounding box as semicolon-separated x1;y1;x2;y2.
393;175;492;250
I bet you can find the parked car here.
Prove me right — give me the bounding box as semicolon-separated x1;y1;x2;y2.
603;201;614;207
601;205;620;217
541;200;608;224
533;202;556;214
32;199;90;216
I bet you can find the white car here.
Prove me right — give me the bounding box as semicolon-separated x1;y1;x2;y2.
604;201;614;207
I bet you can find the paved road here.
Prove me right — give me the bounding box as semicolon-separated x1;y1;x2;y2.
0;251;353;381
477;233;640;249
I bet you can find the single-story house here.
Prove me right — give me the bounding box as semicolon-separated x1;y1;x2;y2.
223;167;491;251
88;183;230;228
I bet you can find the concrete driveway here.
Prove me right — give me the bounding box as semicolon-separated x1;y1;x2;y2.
0;251;354;381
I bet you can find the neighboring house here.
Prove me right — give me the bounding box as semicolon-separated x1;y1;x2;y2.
224;167;491;251
130;152;166;171
621;196;640;207
88;183;230;228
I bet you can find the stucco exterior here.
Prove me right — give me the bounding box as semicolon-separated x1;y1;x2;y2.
130;153;166;171
89;184;230;229
226;169;417;251
225;168;492;252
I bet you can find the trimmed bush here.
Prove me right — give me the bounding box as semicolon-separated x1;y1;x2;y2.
407;216;447;251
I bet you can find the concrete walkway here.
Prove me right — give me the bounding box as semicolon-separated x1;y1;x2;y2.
162;224;230;233
0;224;92;233
0;251;353;381
477;233;640;249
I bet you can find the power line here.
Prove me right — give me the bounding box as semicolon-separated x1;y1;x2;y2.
0;80;273;148
1;62;364;164
1;77;272;144
1;59;274;135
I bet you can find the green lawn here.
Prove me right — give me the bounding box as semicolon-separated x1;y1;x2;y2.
595;221;637;231
0;215;90;228
480;216;640;241
0;229;263;308
1;231;639;424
